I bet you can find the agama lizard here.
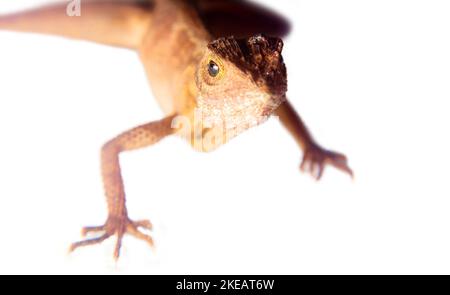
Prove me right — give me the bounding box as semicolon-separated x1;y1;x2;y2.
0;0;353;259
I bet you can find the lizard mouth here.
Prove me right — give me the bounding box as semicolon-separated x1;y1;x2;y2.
261;95;287;118
208;34;288;97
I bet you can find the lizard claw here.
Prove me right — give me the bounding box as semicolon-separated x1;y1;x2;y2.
70;216;154;260
300;144;353;180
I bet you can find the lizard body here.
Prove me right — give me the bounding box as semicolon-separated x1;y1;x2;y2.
0;0;352;259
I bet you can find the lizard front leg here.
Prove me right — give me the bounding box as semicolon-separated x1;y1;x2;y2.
70;115;176;259
0;1;153;49
275;100;353;180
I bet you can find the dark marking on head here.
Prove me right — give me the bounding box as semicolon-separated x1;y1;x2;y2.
208;34;287;96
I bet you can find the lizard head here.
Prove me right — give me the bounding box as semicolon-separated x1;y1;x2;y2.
194;34;287;149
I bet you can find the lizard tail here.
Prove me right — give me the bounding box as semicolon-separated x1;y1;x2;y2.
193;0;291;39
0;0;154;49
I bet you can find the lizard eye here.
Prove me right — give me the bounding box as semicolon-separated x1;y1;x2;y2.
208;60;220;77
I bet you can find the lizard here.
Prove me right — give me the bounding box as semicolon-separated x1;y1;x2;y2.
0;0;353;259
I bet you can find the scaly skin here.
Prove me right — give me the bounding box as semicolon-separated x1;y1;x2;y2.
0;0;352;259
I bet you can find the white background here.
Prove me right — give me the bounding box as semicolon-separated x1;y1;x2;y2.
0;0;449;274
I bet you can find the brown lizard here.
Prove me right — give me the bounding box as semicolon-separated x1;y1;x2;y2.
0;0;353;259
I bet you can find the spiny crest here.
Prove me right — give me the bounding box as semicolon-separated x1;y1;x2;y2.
208;34;288;96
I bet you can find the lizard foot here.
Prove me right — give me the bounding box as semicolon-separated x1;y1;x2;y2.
69;215;154;259
300;143;353;180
